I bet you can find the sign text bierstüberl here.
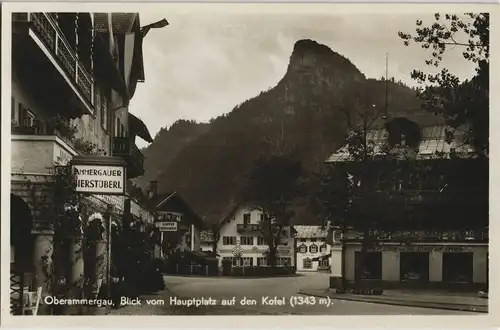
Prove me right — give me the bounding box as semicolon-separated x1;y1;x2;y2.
74;165;125;195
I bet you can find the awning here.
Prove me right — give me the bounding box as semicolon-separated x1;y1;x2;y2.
312;253;331;262
129;113;153;143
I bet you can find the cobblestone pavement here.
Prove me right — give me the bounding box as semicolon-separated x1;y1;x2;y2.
108;273;478;315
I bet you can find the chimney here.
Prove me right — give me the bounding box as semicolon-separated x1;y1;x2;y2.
149;181;158;199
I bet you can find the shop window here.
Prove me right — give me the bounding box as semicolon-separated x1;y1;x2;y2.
442;252;473;283
303;258;313;269
309;244;318;253
355;252;382;280
400;252;429;282
298;244;307;253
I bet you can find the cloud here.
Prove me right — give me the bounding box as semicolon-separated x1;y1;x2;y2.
131;13;477;148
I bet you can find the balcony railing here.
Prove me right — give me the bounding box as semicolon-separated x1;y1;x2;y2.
112;137;145;178
24;13;94;111
236;224;261;233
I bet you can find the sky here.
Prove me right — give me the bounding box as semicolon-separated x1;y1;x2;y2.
130;13;478;148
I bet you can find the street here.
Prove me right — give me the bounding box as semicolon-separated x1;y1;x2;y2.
152;272;477;315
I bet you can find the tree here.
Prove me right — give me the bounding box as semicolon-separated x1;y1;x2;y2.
202;216;222;256
398;13;489;156
239;155;304;267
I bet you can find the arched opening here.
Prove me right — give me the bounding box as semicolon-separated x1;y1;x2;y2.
10;193;34;315
10;193;34;271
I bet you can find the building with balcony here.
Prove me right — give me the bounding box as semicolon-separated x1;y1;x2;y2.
210;206;297;267
10;12;160;315
325;112;488;291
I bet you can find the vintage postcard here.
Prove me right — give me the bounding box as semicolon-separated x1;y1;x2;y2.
1;1;498;328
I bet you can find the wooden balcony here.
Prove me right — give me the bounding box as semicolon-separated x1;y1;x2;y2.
236;224;261;233
112;137;144;179
12;13;95;116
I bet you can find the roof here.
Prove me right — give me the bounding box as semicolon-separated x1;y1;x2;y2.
294;225;329;238
152;192;205;229
326;124;474;163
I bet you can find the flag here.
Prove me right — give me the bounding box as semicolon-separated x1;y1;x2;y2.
141;18;169;38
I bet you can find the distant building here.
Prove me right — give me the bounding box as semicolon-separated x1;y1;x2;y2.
326;113;488;290
146;182;205;258
212;206;297;267
295;225;342;272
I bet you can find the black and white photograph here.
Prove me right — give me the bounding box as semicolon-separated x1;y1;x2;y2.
3;2;493;321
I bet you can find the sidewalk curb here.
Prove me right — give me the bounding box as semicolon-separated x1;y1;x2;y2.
298;290;488;314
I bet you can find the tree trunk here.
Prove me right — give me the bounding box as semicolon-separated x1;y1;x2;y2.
341;224;347;290
268;246;278;268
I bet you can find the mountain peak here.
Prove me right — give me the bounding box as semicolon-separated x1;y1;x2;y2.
292;39;338;57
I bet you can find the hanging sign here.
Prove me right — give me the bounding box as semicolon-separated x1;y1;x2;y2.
156;221;178;232
71;156;126;195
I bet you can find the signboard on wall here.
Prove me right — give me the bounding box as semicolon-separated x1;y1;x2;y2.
366;245;470;253
156;221;178;232
71;156;126;195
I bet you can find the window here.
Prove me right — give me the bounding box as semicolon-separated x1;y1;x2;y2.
276;258;291;266
242;257;254;266
303;258;312;269
320;258;329;268
298;244;307;253
243;213;251;225
309;244;318;253
355;252;382;280
222;236;236;245
320;244;328;253
116;117;121;137
257;236;266;245
257;257;267;266
260;214;265;222
442;252;473;283
240;236;254;245
400;252;429;282
310;238;317;242
299;238;306;242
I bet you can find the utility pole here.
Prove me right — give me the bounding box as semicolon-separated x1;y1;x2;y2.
382;53;389;120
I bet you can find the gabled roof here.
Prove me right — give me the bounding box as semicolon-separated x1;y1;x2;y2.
294;225;329;238
152;192;204;229
327;111;474;163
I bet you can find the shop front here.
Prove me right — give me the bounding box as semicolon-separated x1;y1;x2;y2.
344;243;488;290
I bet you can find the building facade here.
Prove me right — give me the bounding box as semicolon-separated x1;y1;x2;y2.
326;113;488;290
214;207;297;267
295;225;342;272
147;183;204;259
10;12;160;315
